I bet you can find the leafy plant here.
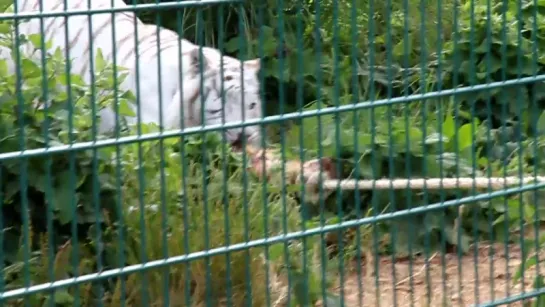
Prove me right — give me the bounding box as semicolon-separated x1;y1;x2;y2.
436;0;545;134
0;23;140;260
0;15;335;306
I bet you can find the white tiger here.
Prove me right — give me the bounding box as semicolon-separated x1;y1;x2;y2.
9;0;264;146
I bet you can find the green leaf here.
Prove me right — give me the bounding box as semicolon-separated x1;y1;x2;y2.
95;48;106;72
513;255;539;282
531;82;545;104
444;224;471;253
442;114;456;139
268;243;286;262
392;40;408;59
537;111;545;134
118;100;136;117
115;71;130;87
21;58;41;78
27;33;45;50
224;37;240;53
0;59;8;76
0;23;11;35
69;73;85;87
531;276;545;307
43;290;74;306
291;270;320;305
455;123;475;152
120;89;137;102
259;26;277;57
524;204;536;222
301;49;316;77
52;171;77;225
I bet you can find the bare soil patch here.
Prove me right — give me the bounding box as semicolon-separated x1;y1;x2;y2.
331;242;544;307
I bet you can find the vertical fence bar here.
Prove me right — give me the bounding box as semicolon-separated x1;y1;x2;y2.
499;0;512;298
402;0;415;305
109;0;128;304
349;0;364;303
515;0;527;297
217;4;233;306
176;3;193;304
129;0;150;304
451;0;464;303
468;1;481;303
417;0;432;302
384;1;399;305
194;7;212;307
331;0;345;303
154;0;171;304
60;0;81;304
365;0;381;303
295;0;309;305
85;0;106;304
34;0;57;304
275;0;293;305
435;0;448;305
530;0;543;299
11;1;30;306
484;0;495;303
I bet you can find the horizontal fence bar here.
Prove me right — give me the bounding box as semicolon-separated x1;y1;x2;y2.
0;73;544;161
0;180;542;301
0;0;240;21
476;287;545;307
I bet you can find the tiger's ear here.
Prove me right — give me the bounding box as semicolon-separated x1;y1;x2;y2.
244;58;261;71
188;47;209;73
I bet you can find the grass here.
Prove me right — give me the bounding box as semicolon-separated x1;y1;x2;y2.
3;135;313;306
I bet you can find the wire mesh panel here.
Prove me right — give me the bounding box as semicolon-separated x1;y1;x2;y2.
0;0;544;306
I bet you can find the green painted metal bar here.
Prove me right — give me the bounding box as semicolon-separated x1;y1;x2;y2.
0;76;542;162
0;180;543;302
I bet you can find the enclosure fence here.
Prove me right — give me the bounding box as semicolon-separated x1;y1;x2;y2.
0;0;544;306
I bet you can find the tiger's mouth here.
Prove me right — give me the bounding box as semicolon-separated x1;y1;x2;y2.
228;130;262;152
229;134;262;153
230;139;244;152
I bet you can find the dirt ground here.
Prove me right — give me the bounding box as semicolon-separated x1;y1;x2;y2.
330;241;545;307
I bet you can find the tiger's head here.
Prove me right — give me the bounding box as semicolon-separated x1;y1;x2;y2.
192;47;265;148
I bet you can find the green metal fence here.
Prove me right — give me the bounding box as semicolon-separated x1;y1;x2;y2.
0;0;545;306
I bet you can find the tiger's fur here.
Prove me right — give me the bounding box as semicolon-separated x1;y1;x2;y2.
192;47;263;146
10;0;265;146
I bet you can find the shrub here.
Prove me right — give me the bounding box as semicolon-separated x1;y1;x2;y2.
0;4;340;306
0;24;133;262
437;0;545;131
